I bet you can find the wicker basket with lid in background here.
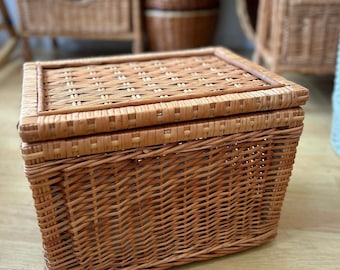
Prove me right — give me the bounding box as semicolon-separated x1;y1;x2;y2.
253;0;340;74
16;0;143;60
19;47;308;269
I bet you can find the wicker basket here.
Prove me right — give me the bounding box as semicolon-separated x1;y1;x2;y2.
19;47;308;270
16;0;143;59
145;8;218;51
253;0;340;74
144;0;219;10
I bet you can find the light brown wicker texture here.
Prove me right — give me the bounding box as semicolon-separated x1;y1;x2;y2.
145;9;218;51
19;47;308;143
144;0;219;10
19;47;308;269
23;114;304;269
16;0;143;60
253;0;340;74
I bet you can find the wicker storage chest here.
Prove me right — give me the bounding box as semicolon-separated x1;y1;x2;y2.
19;47;308;269
16;0;143;59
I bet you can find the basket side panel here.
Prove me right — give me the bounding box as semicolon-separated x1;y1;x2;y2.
254;0;340;73
25;124;302;269
279;0;340;73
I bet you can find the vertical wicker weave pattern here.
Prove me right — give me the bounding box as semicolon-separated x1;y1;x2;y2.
24;116;303;269
145;9;219;51
254;0;340;74
18;0;131;35
144;0;219;51
16;0;143;58
19;47;309;269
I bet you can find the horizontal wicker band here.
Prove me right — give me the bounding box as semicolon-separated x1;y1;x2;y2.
145;9;218;18
144;0;219;10
21;108;304;164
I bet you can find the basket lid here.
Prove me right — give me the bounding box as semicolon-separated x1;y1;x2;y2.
19;47;308;143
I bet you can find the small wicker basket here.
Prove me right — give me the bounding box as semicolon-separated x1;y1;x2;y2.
18;47;308;270
144;0;219;10
145;8;219;51
144;0;219;51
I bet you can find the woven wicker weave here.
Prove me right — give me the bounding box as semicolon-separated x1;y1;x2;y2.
19;47;308;269
253;0;340;74
144;0;219;10
16;0;143;59
145;9;218;51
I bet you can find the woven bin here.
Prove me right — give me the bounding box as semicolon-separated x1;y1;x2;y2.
145;8;218;51
16;0;143;59
144;0;219;10
18;47;308;270
253;0;340;74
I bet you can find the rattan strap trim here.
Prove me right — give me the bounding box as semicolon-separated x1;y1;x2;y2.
21;108;304;164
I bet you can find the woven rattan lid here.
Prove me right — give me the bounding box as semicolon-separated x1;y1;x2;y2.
19;47;308;143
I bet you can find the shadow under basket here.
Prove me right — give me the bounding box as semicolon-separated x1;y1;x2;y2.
18;47;308;269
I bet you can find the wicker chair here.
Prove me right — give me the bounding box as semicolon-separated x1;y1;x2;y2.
236;0;258;44
16;0;143;60
238;0;340;74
